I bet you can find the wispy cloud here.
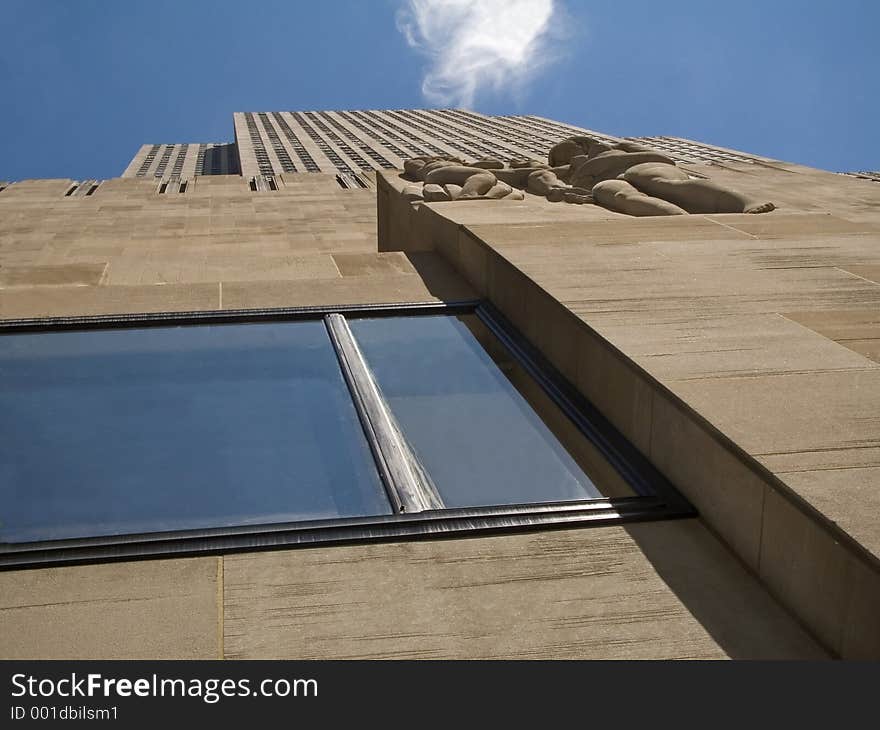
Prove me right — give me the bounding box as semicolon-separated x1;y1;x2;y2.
396;0;562;108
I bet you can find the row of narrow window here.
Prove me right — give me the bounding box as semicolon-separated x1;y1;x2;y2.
439;109;548;158
628;136;758;164
151;175;283;193
350;110;433;157
153;144;176;178
291;112;360;179
239;109;743;179
361;110;447;157
496;115;573;144
335;173;369;189
394;109;501;160
493;115;594;152
271;112;321;172
157;180;188;194
336;111;413;159
64;181;100;197
195;143;208;175
135;144;161;177
245;108;556;175
383;110;464;158
139;143;244;179
169;145;188;180
244;112;275;176
244;109;579;177
66;171;302;197
513;115;620;147
258;113;297;173
248;175;279;191
303;112;375;172
431;108;551;160
311;112;395;169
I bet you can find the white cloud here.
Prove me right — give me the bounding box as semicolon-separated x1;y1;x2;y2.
396;0;562;108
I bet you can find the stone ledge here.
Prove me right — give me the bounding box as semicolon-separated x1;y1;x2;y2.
376;183;880;658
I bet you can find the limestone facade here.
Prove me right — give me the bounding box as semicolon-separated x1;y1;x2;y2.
1;110;878;659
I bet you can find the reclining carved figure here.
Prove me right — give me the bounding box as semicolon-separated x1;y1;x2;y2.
399;137;775;216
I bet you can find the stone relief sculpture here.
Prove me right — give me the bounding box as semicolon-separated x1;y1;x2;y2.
400;136;775;216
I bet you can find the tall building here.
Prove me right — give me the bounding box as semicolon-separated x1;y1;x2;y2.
231;109;624;182
0;109;878;661
122;109;771;187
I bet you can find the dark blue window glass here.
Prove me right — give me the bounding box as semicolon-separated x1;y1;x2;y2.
0;322;390;543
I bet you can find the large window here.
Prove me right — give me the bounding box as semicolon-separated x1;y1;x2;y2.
0;302;690;568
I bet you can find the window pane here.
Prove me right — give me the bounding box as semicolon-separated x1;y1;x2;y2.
349;315;634;508
0;322;390;543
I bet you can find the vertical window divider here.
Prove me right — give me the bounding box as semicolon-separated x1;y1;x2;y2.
324;313;445;514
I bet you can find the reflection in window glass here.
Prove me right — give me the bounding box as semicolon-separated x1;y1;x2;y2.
350;315;632;508
0;322;390;543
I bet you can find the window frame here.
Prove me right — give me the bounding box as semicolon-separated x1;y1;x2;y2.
0;299;693;569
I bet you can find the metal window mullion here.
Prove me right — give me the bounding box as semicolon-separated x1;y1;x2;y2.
324;313;444;514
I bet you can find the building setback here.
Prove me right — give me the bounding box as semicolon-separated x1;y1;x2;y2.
0;109;878;660
123;143;241;179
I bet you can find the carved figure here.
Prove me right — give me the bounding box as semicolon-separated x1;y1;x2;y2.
592;179;688;216
569;150;679;189
623;163;776;214
398;136;775;215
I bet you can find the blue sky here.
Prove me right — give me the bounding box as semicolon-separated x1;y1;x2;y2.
1;0;877;181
